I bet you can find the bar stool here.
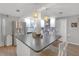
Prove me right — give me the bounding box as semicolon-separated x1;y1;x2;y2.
58;38;68;56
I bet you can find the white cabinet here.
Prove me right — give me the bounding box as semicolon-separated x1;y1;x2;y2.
16;39;59;56
16;39;39;56
16;39;31;56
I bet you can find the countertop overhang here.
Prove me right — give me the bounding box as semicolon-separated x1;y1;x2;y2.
16;32;61;52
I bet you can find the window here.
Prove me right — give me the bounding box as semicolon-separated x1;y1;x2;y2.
40;19;45;28
24;18;31;27
50;17;55;27
24;17;35;32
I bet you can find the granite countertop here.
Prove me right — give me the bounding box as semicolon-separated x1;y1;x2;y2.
17;31;61;52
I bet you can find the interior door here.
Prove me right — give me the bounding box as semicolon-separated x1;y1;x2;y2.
0;17;1;46
0;17;6;46
0;17;4;46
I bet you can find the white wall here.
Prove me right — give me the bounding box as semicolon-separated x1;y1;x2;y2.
5;16;19;46
67;17;79;44
56;19;67;42
56;16;79;44
0;14;19;46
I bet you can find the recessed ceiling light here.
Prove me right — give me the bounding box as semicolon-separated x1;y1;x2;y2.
59;11;63;14
6;15;9;17
16;9;20;12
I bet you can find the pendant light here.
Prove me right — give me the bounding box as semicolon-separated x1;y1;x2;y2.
32;10;38;19
44;15;49;22
44;8;49;22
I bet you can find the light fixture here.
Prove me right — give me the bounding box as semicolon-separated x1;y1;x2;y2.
32;11;38;18
44;8;49;22
44;15;49;22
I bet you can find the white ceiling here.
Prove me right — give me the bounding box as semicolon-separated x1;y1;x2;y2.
0;3;79;18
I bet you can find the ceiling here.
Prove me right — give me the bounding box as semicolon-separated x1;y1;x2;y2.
0;3;79;18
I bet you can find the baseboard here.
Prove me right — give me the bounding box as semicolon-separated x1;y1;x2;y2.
58;38;79;46
0;45;16;48
68;42;79;46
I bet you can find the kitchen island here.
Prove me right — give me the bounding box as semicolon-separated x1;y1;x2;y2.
16;31;61;56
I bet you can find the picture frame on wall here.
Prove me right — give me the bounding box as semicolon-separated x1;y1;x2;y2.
71;23;77;27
